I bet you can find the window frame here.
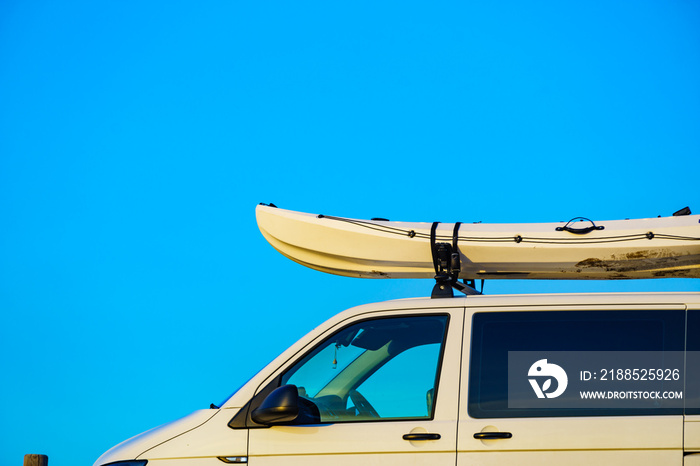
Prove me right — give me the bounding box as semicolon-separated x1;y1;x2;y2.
686;309;700;415
467;308;686;419
278;313;452;424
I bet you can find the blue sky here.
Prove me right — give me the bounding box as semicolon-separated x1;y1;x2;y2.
1;1;699;465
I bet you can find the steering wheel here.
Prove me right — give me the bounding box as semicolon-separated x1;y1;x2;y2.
349;389;379;418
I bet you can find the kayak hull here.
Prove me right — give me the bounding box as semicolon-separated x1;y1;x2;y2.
256;205;700;280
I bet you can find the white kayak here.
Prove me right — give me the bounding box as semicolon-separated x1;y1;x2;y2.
256;204;700;280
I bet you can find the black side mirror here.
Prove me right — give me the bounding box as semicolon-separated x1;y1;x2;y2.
251;385;300;425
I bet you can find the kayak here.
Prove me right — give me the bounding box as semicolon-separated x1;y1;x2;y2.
256;204;700;280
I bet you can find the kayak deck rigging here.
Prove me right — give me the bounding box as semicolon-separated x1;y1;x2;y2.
256;204;700;296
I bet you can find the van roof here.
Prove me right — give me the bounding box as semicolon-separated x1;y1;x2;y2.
343;292;700;314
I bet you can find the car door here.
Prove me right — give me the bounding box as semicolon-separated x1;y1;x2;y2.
458;305;686;466
686;308;700;464
245;307;463;466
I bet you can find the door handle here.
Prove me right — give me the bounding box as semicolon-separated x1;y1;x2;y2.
403;433;441;441
473;432;512;440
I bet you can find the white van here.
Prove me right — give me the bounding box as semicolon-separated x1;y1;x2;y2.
95;292;700;466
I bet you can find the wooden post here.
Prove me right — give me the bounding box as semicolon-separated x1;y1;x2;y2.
23;454;48;466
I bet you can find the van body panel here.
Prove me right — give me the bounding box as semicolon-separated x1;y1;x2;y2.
144;459;238;465
687;417;700;451
461;415;683;450
248;452;457;466
461;292;699;308
248;420;457;463
136;409;247;460
457;450;681;466
93;410;218;465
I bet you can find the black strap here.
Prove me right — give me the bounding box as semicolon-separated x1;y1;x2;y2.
430;221;463;281
430;222;440;275
450;222;462;282
452;222;461;250
430;221;482;298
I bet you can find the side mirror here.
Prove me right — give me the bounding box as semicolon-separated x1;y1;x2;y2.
251;384;300;425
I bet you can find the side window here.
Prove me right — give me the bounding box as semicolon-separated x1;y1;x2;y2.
354;343;442;418
687;310;700;415
281;315;448;423
468;310;685;418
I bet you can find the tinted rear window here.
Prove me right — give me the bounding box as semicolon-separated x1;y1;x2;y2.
468;310;685;418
